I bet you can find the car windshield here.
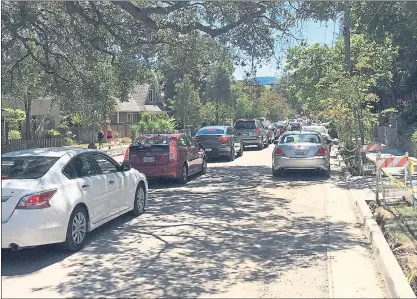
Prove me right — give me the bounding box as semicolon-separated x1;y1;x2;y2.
303;126;326;134
1;156;59;180
234;121;255;129
197;128;225;135
280;134;321;144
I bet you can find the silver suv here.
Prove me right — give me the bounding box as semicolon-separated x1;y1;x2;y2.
234;119;269;150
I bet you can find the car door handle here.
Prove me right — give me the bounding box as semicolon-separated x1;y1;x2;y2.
82;184;89;189
109;180;115;185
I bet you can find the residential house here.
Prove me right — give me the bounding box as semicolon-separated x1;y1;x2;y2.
1;97;60;138
111;83;167;137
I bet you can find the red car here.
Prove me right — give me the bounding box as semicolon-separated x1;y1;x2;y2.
123;134;207;184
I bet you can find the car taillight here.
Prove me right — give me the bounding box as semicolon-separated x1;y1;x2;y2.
274;147;286;156
169;140;177;161
315;147;328;156
256;128;261;135
216;137;230;142
16;189;57;209
123;147;130;162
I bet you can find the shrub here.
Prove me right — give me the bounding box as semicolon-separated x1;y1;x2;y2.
45;129;61;138
8;130;21;140
411;129;417;143
63;137;75;146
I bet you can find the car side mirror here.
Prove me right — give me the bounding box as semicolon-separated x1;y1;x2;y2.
120;163;131;171
326;139;332;145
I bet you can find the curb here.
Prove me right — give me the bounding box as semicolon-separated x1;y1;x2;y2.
352;193;416;298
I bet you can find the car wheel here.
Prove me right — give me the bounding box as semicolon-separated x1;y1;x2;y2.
228;147;235;161
178;163;188;184
263;138;269;148
132;183;146;216
272;168;282;177
237;143;243;157
258;138;263;150
63;205;88;252
323;166;331;177
200;158;207;175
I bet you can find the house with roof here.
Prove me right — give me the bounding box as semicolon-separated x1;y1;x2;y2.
1;96;60;138
111;83;166;125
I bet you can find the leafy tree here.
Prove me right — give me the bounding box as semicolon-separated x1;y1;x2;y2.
173;76;201;129
3;108;25;131
130;113;176;139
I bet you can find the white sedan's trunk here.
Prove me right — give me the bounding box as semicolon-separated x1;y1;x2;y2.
1;179;40;223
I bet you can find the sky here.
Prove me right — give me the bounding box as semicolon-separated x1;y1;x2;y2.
233;19;340;80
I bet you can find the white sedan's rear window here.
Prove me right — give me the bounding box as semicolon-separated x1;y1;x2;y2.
1;156;58;179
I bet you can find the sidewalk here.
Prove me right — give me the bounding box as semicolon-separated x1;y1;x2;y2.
101;144;129;157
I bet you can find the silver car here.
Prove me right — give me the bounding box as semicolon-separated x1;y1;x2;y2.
272;131;331;177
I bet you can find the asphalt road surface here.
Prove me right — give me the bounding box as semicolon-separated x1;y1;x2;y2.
2;145;388;298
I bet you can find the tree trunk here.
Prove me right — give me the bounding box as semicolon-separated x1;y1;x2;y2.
24;97;32;140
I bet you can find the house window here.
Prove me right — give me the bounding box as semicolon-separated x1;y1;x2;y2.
127;113;134;123
135;113;140;123
148;89;155;103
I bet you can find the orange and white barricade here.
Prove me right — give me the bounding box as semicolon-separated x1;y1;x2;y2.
375;152;416;207
360;143;385;152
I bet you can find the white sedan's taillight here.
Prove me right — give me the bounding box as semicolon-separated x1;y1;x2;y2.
16;189;57;209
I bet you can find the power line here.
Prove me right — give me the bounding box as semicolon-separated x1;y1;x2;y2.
365;2;384;27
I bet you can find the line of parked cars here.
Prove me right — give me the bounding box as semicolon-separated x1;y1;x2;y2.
1;116;338;253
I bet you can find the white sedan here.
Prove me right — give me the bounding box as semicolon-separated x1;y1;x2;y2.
1;147;148;251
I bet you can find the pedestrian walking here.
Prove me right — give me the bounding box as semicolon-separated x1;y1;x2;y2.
97;130;104;149
106;127;113;149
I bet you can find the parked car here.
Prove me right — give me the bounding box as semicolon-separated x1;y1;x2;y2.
272;131;331;177
194;126;243;161
124;134;207;184
234;118;269;150
1;148;147;252
275;121;288;135
266;123;279;142
289;121;302;131
301;125;332;143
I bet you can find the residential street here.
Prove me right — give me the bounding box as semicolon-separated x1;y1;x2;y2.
2;145;388;298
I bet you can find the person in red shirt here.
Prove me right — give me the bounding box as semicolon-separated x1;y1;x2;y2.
106;128;113;149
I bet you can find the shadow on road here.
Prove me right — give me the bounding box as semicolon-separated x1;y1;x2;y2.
2;164;362;298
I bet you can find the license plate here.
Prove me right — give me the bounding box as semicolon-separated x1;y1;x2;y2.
143;157;154;163
205;148;212;152
295;151;305;155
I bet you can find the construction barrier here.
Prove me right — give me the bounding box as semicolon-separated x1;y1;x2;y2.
361;143;385;152
375;152;417;207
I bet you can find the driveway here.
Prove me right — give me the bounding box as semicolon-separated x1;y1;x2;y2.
2;145;388;298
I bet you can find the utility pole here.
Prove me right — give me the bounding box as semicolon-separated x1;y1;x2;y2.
344;4;364;174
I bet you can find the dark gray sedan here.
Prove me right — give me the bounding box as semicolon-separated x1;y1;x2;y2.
195;126;243;161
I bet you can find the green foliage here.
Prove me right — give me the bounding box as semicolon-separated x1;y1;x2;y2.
71;113;82;127
63;137;75;146
130;113;176;140
412;129;417;144
281;34;400;144
45;129;61;138
173;76;201;128
232;82;293;121
8;130;21;140
3;108;25;130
